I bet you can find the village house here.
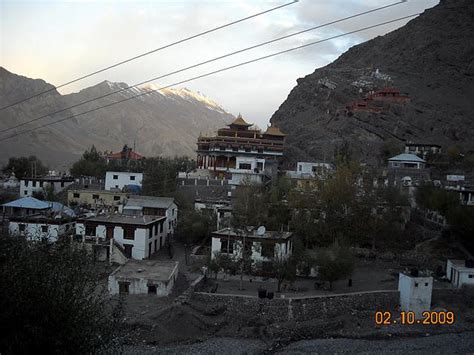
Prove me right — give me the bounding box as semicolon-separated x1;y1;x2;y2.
194;198;232;229
121;196;178;236
106;144;145;164
196;115;285;185
286;161;334;190
8;214;76;242
458;189;474;206
108;260;179;296
68;189;129;210
211;227;293;268
75;214;167;259
105;171;143;191
387;153;430;187
446;259;474;288
404;142;442;157
19;175;74;197
2;197;75;218
2;172;19;189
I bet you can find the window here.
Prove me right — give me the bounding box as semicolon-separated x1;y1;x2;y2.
32;181;36;187
61;182;65;187
169;221;172;229
232;147;238;152
245;148;251;152
92;194;99;200
415;283;419;287
172;209;175;216
469;275;474;279
113;175;118;179
239;163;252;170
24;191;28;195
424;282;429;286
41;225;48;233
115;185;119;189
130;176;136;181
123;228;135;240
25;180;29;187
154;224;158;236
118;282;130;295
19;224;26;232
40;181;44;187
148;285;157;294
160;223;163;233
220;240;234;253
114;196;120;201
85;225;96;236
73;193;80;198
261;243;274;258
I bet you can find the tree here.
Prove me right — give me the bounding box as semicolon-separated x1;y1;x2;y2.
70;146;107;179
272;255;297;292
178;208;216;244
0;234;121;353
2;156;48;179
316;242;354;290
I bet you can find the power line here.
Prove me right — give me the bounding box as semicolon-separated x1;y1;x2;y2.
0;1;298;112
0;0;407;135
0;13;419;143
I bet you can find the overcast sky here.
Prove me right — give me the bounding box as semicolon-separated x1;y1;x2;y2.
1;0;439;128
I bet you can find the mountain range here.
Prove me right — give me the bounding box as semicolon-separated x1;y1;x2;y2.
271;0;474;165
0;67;233;167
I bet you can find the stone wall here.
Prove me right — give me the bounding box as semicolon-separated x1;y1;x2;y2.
192;290;399;323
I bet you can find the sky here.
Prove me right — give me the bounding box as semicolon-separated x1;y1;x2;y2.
1;0;439;128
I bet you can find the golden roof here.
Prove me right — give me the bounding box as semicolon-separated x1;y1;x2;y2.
264;125;286;136
228;114;252;127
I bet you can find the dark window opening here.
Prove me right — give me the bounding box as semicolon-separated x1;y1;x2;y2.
85;225;96;236
220;240;234;253
41;225;48;233
119;282;130;295
73;193;80;198
261;243;274;258
239;163;252;170
160;223;163;233
148;285;157;294
92;194;99;199
123;228;135;240
113;175;118;179
130;176;136;181
114;196;120;201
19;224;26;232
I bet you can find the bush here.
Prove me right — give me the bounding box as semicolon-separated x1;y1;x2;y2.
0;235;122;353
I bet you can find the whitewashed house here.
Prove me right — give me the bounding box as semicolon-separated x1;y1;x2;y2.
211;227;293;267
105;171;143;191
287;161;334;179
2;172;19;189
108;260;179;296
398;272;433;319
19;176;74;197
446;259;474;288
388;153;426;169
121;196;177;236
8;215;76;242
75;214;167;260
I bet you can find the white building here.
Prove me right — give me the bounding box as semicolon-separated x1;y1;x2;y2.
405;143;441;157
398;272;433;319
9;215;76;242
388;153;426;169
121;196;177;236
108;260;179;296
19;176;75;197
446;259;474;288
2;172;19;189
105;171;143;191
76;214;167;260
458;189;474;206
210;227;293;266
286;161;334;179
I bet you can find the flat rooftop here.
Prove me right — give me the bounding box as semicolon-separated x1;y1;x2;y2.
112;260;178;281
79;214;165;225
212;227;292;240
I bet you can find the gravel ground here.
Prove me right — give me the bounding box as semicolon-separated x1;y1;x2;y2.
277;331;474;354
118;332;474;354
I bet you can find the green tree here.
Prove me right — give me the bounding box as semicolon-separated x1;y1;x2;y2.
272;255;297;292
70;146;108;179
0;235;121;353
2;156;48;179
317;242;354;290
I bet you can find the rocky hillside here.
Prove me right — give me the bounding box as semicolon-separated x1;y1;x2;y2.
271;0;474;165
0;67;233;167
